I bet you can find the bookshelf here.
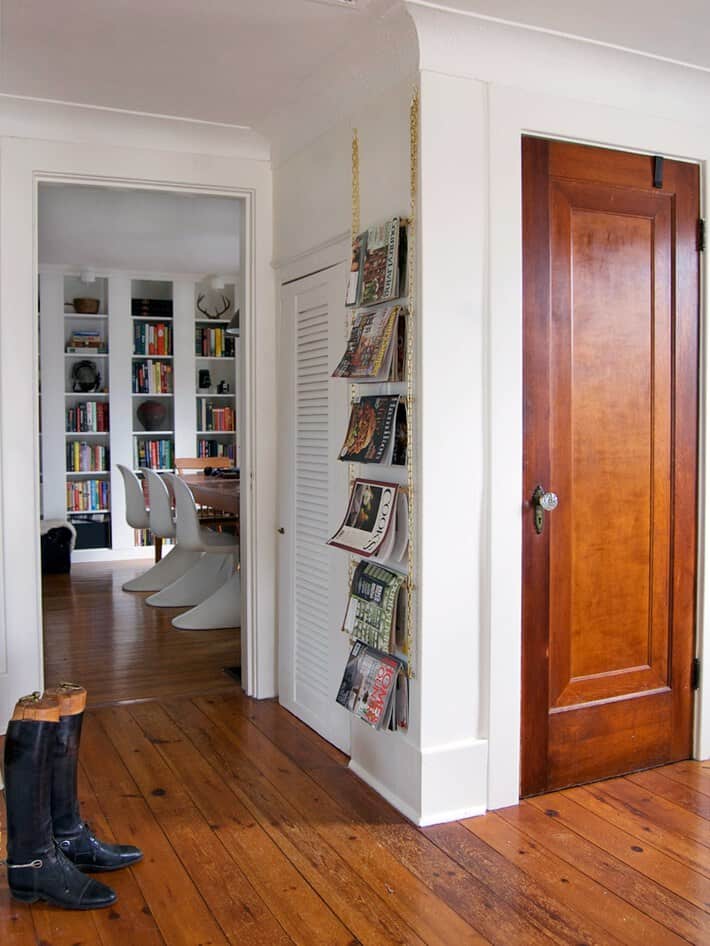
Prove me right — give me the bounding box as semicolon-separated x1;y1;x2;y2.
39;268;240;562
194;282;237;464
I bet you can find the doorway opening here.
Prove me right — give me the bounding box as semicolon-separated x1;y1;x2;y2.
37;182;246;707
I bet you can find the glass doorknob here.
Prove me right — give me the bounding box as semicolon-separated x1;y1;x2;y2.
531;485;558;534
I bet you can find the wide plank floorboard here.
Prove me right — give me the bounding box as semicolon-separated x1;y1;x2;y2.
0;562;707;944
43;561;240;705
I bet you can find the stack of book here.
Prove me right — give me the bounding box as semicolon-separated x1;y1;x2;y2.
131;298;173;318
66;480;109;512
66;331;106;354
195;326;235;358
197;401;235;432
197;440;236;460
66;442;108;472
66;401;109;433
133;322;172;356
132;360;173;394
133;438;174;470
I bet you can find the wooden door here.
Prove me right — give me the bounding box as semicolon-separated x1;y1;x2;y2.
521;137;700;795
278;263;351;753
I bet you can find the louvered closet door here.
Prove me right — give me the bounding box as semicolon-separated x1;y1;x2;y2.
278;263;350;753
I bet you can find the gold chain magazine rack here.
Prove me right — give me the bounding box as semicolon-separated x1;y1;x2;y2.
346;88;418;678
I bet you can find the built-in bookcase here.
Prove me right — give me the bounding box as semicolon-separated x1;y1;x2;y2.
39;268;239;561
194;282;237;464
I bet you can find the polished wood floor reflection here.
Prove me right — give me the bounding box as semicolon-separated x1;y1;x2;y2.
1;687;708;945
42;560;240;706
0;563;706;943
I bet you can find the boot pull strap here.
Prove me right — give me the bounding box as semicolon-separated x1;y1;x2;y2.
5;859;43;869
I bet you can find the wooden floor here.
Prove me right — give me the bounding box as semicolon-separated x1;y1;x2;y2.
43;561;240;705
0;690;708;945
0;563;707;943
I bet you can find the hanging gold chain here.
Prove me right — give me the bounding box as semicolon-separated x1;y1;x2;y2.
405;88;419;678
348;129;360;586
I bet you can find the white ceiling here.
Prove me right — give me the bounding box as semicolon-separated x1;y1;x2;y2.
0;0;392;127
1;1;709;134
417;1;710;70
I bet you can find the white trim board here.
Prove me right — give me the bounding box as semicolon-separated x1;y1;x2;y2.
0;134;275;731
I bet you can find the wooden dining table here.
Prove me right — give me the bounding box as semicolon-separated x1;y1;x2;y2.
184;474;240;516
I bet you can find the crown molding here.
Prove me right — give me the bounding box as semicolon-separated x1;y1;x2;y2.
0;94;270;162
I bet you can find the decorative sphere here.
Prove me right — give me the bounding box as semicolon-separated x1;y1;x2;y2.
136;400;167;431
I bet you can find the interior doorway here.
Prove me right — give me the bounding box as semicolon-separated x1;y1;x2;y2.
521;137;700;795
38;183;245;706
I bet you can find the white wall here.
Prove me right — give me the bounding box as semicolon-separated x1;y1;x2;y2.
0;100;276;728
38;185;242;275
406;1;710;810
275;3;710;824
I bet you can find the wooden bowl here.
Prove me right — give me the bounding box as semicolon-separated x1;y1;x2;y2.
73;297;100;314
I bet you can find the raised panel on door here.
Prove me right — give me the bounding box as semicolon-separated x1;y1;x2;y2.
521;137;699;795
278;263;350;753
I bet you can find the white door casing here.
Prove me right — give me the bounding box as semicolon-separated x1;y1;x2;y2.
278;263;351;753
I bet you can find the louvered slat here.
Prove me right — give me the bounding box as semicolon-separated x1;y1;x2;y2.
293;301;330;707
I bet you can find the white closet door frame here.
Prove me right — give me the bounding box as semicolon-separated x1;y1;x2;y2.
278;263;351;753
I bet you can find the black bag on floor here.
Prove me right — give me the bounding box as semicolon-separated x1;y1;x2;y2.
41;527;73;574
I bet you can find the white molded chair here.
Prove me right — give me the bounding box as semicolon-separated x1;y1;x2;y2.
145;471;232;608
162;472;240;630
116;464;167;592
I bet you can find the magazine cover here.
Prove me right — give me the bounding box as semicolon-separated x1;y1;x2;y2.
327;479;398;557
360;217;400;306
336;640;404;730
342;561;405;651
338;396;400;464
332;306;401;381
345;229;366;307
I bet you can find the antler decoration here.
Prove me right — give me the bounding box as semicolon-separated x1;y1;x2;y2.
197;293;232;320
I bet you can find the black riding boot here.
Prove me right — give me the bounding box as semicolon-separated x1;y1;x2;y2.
4;693;117;910
49;684;143;872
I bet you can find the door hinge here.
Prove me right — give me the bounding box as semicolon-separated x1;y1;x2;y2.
691;657;701;690
653;155;664;189
698;218;705;252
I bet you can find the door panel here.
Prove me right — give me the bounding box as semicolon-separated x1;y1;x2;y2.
522;138;699;795
278;264;351;753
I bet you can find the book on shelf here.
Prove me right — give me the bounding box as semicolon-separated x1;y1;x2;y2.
133;321;172;356
194;326;235;358
66;401;109;433
133;438;174;470
132;360;173;394
332;304;406;382
66;441;108;472
339;395;407;465
336;641;408;732
66;479;109;512
65;347;106;354
346;216;408;308
327;478;408;562
342;561;407;653
131;298;173;318
197;400;235;432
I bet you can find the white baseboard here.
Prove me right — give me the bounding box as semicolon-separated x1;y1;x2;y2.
349;726;490;826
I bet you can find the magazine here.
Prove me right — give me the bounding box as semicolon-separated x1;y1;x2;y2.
346;230;366;307
336;641;407;731
327;479;398;557
342;561;406;652
332;305;406;382
339;396;405;465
